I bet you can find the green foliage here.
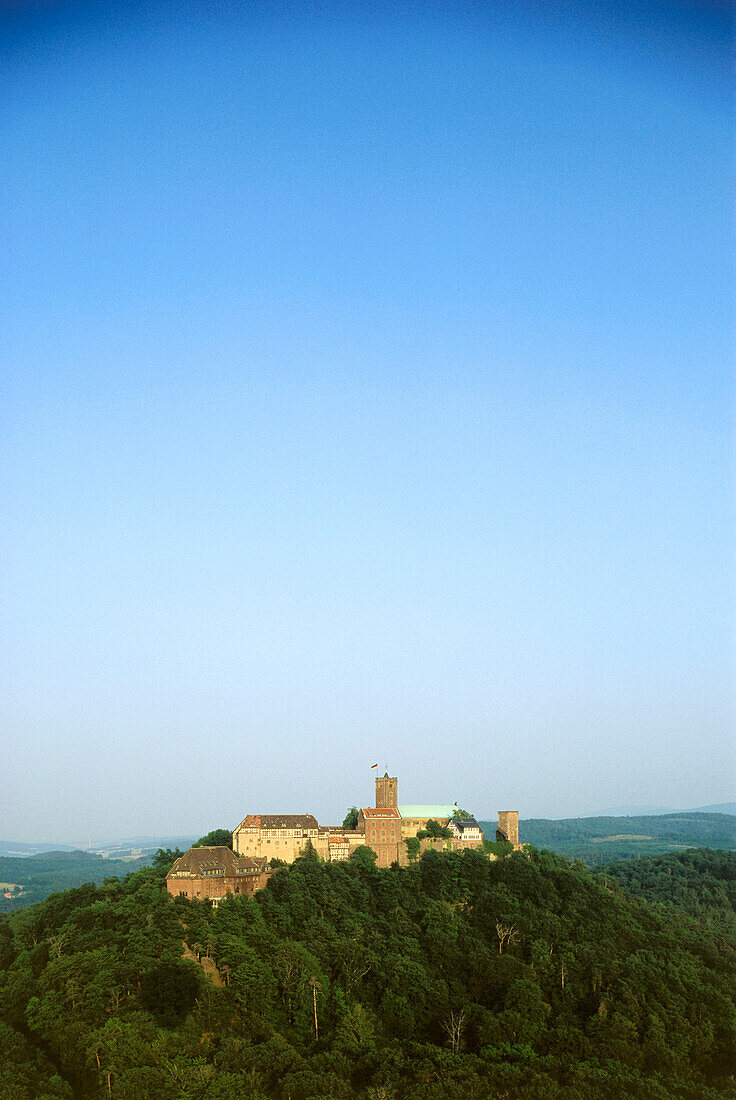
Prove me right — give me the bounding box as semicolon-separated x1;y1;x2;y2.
349;845;377;867
150;848;184;873
595;848;736;938
194;829;233;849
484;812;736;866
342;807;359;830
0;852;149;913
404;837;420;861
0;845;734;1098
299;839;322;862
139;960;202;1026
483;838;514;858
452;807;473;819
424;819;451;839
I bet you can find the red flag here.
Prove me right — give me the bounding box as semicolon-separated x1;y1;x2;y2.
371;763;378;769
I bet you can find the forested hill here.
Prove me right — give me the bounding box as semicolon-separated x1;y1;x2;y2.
596;848;736;940
1;847;735;1099
0;852;149;913
483;812;736;864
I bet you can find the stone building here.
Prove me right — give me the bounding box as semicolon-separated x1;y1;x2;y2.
397;804;459;840
448;815;484;845
356;805;403;867
375;772;398;808
496;810;520;847
230;771;520;870
233;814;319;862
166;846;270;904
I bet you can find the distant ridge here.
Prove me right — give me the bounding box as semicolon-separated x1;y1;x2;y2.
0;841;78;857
482;809;736;866
569;802;736;819
0;835;197;859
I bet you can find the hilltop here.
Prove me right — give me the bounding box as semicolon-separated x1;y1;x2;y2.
0;844;734;1098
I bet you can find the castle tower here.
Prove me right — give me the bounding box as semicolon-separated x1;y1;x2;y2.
496;810;519;847
375;771;398;809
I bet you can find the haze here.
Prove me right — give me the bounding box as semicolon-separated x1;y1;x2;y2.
1;0;733;844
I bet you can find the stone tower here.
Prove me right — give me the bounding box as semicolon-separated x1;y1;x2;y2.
375;771;398;809
496;810;519;847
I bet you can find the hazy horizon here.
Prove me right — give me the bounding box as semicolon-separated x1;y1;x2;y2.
2;1;733;845
3;798;736;851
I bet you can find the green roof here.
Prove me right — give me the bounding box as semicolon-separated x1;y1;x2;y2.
398;805;457;820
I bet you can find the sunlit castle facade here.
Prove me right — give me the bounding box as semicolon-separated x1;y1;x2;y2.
232;771;520;868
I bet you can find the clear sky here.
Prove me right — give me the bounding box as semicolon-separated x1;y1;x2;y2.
1;0;733;843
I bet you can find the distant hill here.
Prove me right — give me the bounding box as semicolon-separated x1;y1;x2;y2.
0;850;150;912
0;835;196;859
569;801;736;818
478;811;736;865
0;841;78;857
693;802;736;815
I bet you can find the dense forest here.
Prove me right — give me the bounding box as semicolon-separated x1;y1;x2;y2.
0;853;148;914
595;849;736;941
491;812;736;864
0;843;734;1099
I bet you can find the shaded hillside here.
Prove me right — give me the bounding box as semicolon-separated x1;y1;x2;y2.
595;849;736;940
0;846;734;1098
0;852;149;913
479;812;736;865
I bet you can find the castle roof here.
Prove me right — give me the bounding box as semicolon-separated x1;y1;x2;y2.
168;846;268;878
398;805;457;820
360;806;401;818
449;816;481;833
234;814;319;831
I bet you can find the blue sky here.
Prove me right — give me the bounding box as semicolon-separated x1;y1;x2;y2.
1;1;733;842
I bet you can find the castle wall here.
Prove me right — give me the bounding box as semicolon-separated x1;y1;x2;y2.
233;828;318;862
396;834;489;866
230;779;519;871
497;810;520;848
167;869;270;902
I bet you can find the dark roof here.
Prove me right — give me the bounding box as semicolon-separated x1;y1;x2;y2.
450;817;480;832
234;814;319;831
167;846;268;878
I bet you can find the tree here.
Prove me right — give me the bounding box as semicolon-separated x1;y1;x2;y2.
342;807;359;830
350;845;377;867
139;961;201;1026
495;922;518;955
442;1007;466;1054
194;828;233;849
150;848;184;873
404;837;420;861
425;819;451;839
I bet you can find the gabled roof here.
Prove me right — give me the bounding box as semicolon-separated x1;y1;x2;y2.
168;846;268;878
233;814;319;831
398;805;457;820
360;806;401;819
449;816;481;833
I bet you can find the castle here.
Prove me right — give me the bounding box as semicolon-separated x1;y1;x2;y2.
232;770;519;869
166;771;520;903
